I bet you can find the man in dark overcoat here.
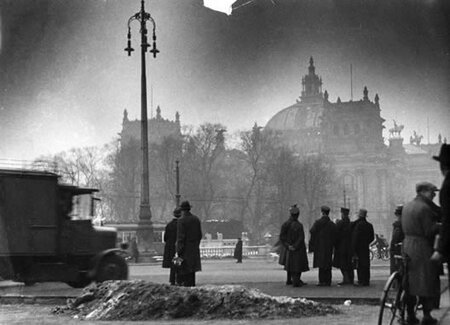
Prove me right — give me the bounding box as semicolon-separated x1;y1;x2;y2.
403;182;441;324
351;208;374;287
333;207;354;285
284;205;309;287
176;201;202;287
309;205;336;286
432;144;450;262
389;205;404;274
162;207;181;285
278;208;295;284
233;238;243;263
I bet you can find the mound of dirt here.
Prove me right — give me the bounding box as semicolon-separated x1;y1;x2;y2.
53;280;339;321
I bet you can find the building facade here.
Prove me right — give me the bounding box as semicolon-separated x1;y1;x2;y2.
265;57;443;236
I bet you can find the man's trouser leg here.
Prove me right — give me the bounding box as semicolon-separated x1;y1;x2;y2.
169;266;177;285
292;273;301;287
183;272;196;287
286;271;292;284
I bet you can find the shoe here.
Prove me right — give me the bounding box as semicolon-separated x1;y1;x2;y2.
421;316;437;325
404;315;420;325
317;283;331;287
286;281;293;285
299;280;307;286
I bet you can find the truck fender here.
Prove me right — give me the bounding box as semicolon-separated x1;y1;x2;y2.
87;248;128;279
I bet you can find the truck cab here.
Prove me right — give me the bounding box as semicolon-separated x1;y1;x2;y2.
0;169;128;287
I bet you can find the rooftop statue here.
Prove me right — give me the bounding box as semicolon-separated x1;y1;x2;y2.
389;120;404;138
409;130;423;146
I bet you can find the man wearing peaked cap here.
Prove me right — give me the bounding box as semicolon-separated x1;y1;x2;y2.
283;204;309;287
309;205;336;286
402;181;442;324
333;207;354;285
389;205;404;274
351;208;374;287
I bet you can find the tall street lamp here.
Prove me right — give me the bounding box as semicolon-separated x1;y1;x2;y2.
125;0;159;255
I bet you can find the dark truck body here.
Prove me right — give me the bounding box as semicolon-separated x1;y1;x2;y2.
0;169;128;287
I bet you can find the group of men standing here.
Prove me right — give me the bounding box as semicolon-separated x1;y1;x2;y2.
162;200;202;287
279;204;375;287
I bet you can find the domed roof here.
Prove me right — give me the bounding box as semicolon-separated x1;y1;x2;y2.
265;102;324;131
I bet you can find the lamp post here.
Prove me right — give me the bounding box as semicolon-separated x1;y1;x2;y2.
125;0;159;254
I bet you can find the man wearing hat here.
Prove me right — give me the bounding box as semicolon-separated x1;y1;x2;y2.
309;205;337;286
176;201;203;287
333;207;354;285
351;208;374;286
402;182;441;324
284;205;309;287
431;144;450;265
278;205;296;284
389;205;404;274
162;207;182;285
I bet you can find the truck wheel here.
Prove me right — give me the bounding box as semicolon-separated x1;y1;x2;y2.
67;273;91;288
95;254;128;282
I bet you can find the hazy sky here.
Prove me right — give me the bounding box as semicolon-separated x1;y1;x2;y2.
0;0;449;160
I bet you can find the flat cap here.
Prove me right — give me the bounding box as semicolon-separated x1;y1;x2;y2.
415;181;439;193
358;209;368;217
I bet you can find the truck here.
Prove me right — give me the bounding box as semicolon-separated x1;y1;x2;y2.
0;168;128;287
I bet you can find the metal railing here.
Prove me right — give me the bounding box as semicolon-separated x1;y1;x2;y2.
200;245;271;259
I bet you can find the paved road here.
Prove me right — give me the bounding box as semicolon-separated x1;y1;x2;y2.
0;257;392;301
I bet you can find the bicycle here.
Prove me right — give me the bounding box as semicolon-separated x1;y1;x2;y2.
378;247;419;325
370;244;390;261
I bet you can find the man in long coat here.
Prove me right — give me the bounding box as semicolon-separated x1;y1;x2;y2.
176;201;202;287
389;205;404;274
333;207;354;285
351;208;374;286
403;182;441;324
432;144;450;264
284;205;309;287
233;238;243;263
278;209;294;284
309;205;336;286
162;207;181;285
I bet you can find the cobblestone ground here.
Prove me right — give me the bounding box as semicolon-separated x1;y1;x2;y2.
0;304;381;325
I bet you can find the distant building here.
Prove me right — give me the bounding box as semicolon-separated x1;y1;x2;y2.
120;105;181;146
265;57;442;235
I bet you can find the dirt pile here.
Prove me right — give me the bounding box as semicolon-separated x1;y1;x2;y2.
53;280;339;321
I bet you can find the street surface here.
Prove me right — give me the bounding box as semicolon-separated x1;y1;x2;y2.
1;257;449;324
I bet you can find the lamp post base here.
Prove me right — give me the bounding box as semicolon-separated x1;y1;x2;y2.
136;219;156;262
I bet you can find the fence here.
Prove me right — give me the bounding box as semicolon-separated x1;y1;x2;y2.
200;245;271;259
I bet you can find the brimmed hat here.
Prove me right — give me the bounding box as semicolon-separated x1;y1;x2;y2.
321;205;330;214
394;205;403;216
415;181;439;193
433;144;450;165
340;207;350;214
358;209;368;217
180;200;192;211
289;204;300;215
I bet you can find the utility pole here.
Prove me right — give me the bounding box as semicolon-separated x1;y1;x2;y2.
125;0;159;255
175;160;181;207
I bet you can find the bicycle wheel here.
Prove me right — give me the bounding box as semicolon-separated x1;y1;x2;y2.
378;272;405;325
370;249;374;261
381;249;390;261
